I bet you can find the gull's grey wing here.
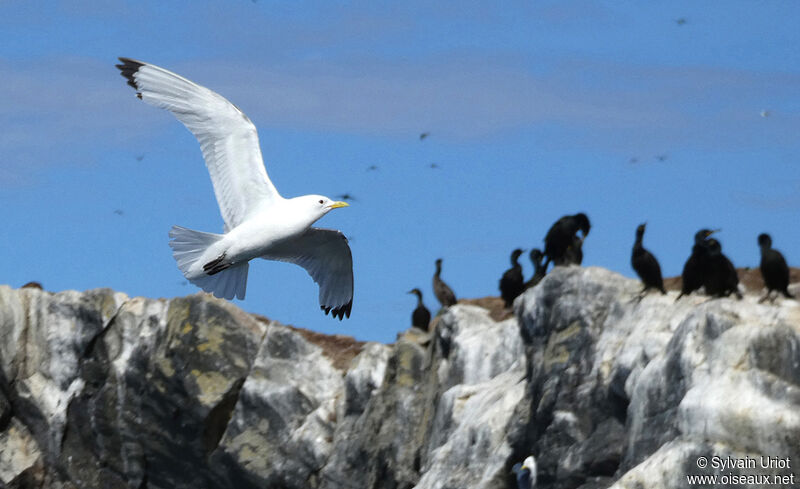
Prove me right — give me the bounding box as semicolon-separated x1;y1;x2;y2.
116;57;280;231
262;228;353;320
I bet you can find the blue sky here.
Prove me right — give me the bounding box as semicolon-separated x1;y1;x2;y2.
1;1;799;343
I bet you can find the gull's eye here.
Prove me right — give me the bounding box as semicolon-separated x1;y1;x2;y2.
319;199;324;204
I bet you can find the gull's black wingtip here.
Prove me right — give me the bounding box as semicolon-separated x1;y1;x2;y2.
115;57;145;95
322;301;353;320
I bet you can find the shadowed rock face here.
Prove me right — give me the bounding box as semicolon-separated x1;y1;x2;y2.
1;267;799;489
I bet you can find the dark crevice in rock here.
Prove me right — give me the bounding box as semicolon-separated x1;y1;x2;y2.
607;366;631;425
80;299;128;360
203;377;245;456
137;456;149;489
0;375;14;431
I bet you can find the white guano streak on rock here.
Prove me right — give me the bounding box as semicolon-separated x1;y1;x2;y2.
416;370;526;489
438;305;524;387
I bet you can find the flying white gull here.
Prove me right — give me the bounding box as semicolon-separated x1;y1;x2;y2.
116;58;353;319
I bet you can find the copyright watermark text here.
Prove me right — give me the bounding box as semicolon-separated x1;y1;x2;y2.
688;456;795;486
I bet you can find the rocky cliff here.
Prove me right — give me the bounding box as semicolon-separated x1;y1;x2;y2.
1;266;798;489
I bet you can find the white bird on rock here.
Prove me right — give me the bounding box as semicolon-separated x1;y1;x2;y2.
116;58;353;319
512;455;537;489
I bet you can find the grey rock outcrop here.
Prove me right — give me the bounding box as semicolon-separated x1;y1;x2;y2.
1;265;798;489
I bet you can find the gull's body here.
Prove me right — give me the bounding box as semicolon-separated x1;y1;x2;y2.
116;58;353;319
511;455;537;489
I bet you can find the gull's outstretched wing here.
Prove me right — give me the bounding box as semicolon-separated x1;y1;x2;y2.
116;57;279;231
262;228;353;320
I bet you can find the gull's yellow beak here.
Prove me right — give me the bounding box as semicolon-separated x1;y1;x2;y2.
328;201;350;209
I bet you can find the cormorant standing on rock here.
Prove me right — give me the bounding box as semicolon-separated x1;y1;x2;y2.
543;213;590;269
631;223;666;296
704;238;741;299
564;235;584;265
499;249;525;308
407;288;431;330
524;249;546;290
676;229;717;301
757;233;794;302
433;258;457;308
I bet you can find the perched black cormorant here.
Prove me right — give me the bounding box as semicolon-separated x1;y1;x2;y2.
631;223;666;296
758;233;794;302
433;258;457;307
563;235;584;265
704;238;741;299
407;288;431;330
543;213;590;269
499;249;525;308
676;229;717;301
524;249;546;290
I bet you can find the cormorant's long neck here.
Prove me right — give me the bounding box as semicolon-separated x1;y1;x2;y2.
633;232;644;253
435;263;441;278
416;293;424;307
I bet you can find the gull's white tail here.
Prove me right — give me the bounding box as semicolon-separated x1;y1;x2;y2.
168;225;249;300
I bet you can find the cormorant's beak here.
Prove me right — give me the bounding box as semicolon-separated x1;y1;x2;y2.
709;228;721;236
328;201;349;209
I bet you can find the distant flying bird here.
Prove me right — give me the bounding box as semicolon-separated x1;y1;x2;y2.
655;154;668;162
499;249;525;308
407;288;431;331
419;132;429;141
116;58;353;319
135;154;145;162
336;193;357;202
631;223;666;296
757;233;793;302
366;165;379;172
629;157;639;164
113;209;124;216
760;110;771;118
543;213;591;269
511;455;537;489
433;258;457;307
429;163;440;169
675;17;687;25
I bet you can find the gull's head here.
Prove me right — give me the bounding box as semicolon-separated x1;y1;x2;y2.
295;195;349;219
